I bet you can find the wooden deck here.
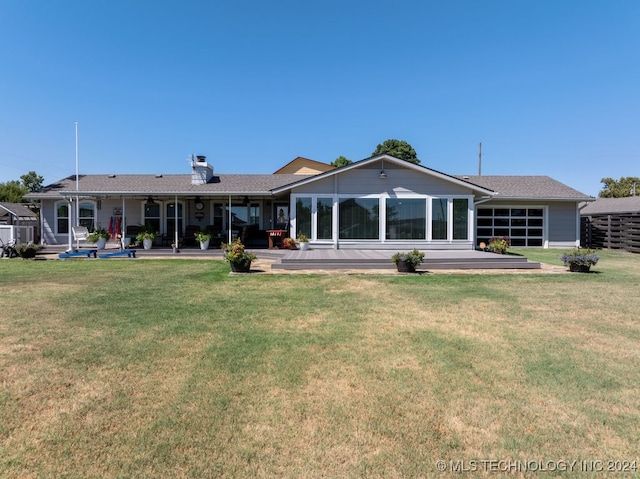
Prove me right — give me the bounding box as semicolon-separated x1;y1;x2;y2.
38;245;541;270
267;249;540;271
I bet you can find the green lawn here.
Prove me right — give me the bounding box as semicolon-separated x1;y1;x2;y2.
1;250;639;478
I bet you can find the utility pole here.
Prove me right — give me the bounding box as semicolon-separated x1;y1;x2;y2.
478;142;482;176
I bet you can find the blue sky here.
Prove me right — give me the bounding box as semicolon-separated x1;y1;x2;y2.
1;0;638;196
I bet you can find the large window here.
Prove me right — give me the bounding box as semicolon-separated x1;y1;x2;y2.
56;202;69;234
339;198;379;240
476;207;544;247
166;202;183;235
78;202;96;230
386;198;426;240
431;198;448;240
317;198;333;240
144;202;161;233
296;197;312;238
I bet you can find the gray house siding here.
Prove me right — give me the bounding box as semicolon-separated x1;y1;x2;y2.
291;165;473;196
547;202;580;246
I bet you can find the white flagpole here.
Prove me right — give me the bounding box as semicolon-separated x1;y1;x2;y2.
75;122;79;226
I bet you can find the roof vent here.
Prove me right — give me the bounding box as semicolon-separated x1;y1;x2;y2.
155;174;163;178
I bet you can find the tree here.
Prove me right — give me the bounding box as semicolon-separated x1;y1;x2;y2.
599;177;640;198
0;180;28;202
372;139;420;164
21;171;44;192
331;156;352;168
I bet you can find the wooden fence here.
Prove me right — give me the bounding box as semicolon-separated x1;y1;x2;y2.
581;214;640;253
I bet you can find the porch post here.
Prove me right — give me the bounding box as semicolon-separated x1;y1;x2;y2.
121;196;126;250
174;195;179;250
67;198;73;252
228;195;232;244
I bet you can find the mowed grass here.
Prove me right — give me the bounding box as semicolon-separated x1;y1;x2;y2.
0;251;639;478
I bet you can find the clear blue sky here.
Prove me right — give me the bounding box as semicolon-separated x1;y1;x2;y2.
1;0;638;196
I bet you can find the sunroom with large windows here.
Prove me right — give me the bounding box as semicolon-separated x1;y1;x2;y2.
290;194;473;248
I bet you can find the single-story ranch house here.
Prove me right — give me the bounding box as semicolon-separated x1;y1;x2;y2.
26;154;593;250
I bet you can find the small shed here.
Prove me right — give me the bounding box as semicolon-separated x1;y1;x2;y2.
0;202;39;243
581;197;640;253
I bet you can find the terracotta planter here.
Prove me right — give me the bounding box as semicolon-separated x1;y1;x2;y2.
569;263;591;273
230;261;252;273
395;260;416;273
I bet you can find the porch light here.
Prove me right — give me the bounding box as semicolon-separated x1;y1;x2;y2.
195;196;204;210
243;195;250;205
379;159;387;179
145;196;157;206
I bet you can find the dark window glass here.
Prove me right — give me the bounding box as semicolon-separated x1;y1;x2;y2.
317;198;333;240
296;197;312;238
386;198;426;240
453;199;469;240
432;198;448;240
339;198;379;239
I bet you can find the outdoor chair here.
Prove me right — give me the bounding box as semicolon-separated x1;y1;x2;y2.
71;226;90;250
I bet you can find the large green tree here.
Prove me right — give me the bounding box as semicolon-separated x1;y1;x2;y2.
0;180;28;202
372;139;420;164
599;176;640;198
330;156;352;168
20;171;44;192
0;170;44;202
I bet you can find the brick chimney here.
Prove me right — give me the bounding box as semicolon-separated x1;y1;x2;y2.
191;155;213;185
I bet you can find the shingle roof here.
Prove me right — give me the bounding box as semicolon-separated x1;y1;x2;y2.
581;196;640;215
0;202;38;219
457;175;592;200
28;173;312;198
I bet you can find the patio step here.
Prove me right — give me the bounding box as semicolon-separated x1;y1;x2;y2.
272;255;540;270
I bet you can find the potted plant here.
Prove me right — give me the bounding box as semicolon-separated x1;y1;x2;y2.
195;230;212;250
88;226;110;250
221;239;257;273
560;248;600;273
391;249;425;273
136;230;157;250
15;242;39;259
297;233;310;251
487;236;510;254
